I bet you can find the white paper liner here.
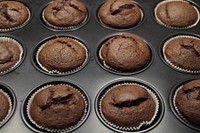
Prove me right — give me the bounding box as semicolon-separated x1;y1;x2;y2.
163;35;200;73
98;82;159;131
36;37;89;75
98;35;150;73
97;0;144;29
26;84;89;133
0;37;24;74
154;0;200;29
42;1;88;30
0;6;31;32
0;89;12;125
173;85;191;123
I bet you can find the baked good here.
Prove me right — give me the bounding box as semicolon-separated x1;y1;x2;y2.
101;84;156;127
163;36;200;72
0;90;10;122
100;33;151;72
29;84;85;129
155;0;199;28
43;0;88;27
175;79;200;126
0;40;22;73
0;1;29;29
37;37;87;73
98;0;142;29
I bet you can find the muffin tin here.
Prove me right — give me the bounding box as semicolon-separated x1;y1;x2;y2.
1;0;200;133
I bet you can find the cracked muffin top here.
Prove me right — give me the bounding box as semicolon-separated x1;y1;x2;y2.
0;41;21;73
29;84;85;129
43;0;88;27
101;84;156;127
0;1;29;29
100;33;151;72
163;36;200;71
0;91;10;122
155;0;198;28
98;0;142;29
37;37;87;73
175;79;200;127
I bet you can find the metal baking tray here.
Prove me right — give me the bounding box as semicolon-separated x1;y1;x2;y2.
1;0;200;132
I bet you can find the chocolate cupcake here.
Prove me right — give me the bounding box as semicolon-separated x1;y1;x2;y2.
43;0;88;30
98;0;143;29
98;83;159;131
163;35;200;73
155;0;199;29
36;37;88;75
0;37;23;74
174;79;200;127
0;89;11;124
27;84;87;132
99;33;151;73
0;1;30;31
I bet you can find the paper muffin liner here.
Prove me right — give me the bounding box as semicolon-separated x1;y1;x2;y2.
154;0;200;29
26;84;89;133
0;89;12;125
162;35;200;73
98;82;159;131
0;37;24;75
36;37;89;75
42;2;88;31
0;6;31;32
98;36;151;74
97;0;144;30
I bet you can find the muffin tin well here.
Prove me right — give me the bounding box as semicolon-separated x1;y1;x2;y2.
1;0;200;133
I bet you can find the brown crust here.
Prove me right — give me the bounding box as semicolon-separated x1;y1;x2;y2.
0;91;9;122
175;79;200;126
164;37;200;71
38;37;86;72
101;84;156;127
156;1;198;28
44;0;87;27
98;0;141;28
29;85;85;129
0;1;29;29
0;41;21;73
100;33;151;72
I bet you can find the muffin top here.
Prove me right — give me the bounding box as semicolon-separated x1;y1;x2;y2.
29;85;85;129
0;91;10;122
175;79;200;127
101;84;156;127
0;1;29;29
38;37;87;73
44;0;87;27
98;0;142;29
0;41;21;73
164;36;200;71
100;34;151;72
155;1;198;28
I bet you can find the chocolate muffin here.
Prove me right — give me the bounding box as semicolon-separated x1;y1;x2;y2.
98;0;142;29
43;0;88;28
163;36;200;72
101;84;156;128
175;79;200;127
100;33;151;72
29;84;85;130
0;39;22;73
155;0;199;28
37;37;87;73
0;1;29;30
0;90;10;122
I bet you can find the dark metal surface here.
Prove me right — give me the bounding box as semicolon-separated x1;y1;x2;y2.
0;0;200;132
